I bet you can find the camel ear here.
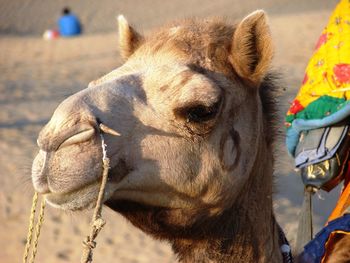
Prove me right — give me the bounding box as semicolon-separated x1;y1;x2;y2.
117;15;144;60
229;10;273;85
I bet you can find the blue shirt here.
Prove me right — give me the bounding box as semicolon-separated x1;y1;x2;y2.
58;14;81;37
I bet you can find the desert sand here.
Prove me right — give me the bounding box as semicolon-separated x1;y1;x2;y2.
0;0;341;262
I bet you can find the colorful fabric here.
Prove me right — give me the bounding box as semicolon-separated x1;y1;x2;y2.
328;163;350;222
286;0;350;156
298;214;350;263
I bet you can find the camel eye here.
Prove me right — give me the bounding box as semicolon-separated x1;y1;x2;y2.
186;105;217;122
176;99;220;123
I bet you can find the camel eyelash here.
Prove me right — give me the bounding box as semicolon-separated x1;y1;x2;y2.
174;99;221;123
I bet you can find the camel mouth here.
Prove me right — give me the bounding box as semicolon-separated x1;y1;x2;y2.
44;161;130;211
44;178;118;211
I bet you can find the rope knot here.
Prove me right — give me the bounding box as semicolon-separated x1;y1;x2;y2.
93;218;106;229
102;157;110;169
80;131;111;263
83;237;96;249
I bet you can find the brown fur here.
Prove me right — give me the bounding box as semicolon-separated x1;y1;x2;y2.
113;14;280;260
229;10;273;85
106;74;281;262
33;11;284;262
118;15;144;60
106;119;280;262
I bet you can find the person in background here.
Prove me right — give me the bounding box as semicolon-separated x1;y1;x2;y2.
58;7;82;37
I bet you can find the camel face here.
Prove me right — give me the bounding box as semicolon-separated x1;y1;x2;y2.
31;82;134;210
32;10;274;228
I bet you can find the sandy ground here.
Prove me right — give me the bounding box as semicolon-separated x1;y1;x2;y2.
0;0;342;262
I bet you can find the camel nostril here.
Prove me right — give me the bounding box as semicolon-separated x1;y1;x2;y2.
32;176;50;194
58;128;95;149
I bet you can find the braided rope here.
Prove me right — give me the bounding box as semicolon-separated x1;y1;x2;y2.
23;192;38;263
80;132;110;263
23;125;113;263
22;192;46;263
29;198;46;263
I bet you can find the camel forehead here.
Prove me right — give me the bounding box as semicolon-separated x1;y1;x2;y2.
89;62;190;90
90;63;221;105
138;19;236;77
91;19;236;97
147;18;234;47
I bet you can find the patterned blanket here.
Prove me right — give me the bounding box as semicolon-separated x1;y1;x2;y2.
286;0;350;156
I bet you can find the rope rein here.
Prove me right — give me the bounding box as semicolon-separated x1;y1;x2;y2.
80;131;110;263
22;192;46;263
23;125;114;263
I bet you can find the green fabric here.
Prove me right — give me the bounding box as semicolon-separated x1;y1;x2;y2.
286;115;294;124
286;95;348;126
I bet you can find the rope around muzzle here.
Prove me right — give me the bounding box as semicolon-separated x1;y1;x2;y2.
23;124;119;263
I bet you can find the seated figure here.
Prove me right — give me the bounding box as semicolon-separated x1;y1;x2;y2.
286;0;350;262
58;7;82;37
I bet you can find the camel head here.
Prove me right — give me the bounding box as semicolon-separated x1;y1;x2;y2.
32;10;275;239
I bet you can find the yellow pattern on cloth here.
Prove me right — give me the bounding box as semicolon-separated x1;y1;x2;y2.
287;0;350;117
285;0;350;156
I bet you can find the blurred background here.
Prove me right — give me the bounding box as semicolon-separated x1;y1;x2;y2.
0;0;340;262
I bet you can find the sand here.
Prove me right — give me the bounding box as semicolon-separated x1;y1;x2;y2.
0;0;341;262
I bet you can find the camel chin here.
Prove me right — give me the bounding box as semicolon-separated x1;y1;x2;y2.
44;180;118;211
31;132;123;211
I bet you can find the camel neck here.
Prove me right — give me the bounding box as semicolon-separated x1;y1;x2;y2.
172;145;282;263
171;196;282;263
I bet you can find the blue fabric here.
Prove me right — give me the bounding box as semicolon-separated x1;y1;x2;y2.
299;214;350;263
286;128;300;156
58;14;81;37
286;104;350;156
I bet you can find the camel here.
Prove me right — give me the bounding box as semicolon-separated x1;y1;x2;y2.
31;10;286;262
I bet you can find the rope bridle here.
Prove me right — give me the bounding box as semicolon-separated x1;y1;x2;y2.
80;130;110;263
23;123;117;263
